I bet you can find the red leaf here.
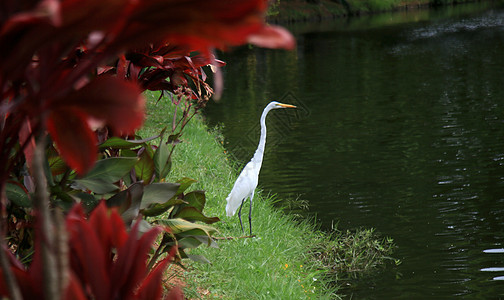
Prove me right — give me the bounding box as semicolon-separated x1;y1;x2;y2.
67;202;86;221
111;221;162;298
89;202;115;268
13;267;40;299
190;55;226;69
0;7;56;79
170;71;187;86
165;286;184;300
89;202;129;252
247;25;296;50
53;75;145;135
0;263;38;299
67;212;111;300
47;107;97;175
76;228;111;299
112;0;270;49
117;54;129;79
64;273;88;300
0;202;182;300
109;207;129;248
136;258;169;300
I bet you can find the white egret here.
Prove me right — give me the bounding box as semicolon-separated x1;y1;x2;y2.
225;101;296;235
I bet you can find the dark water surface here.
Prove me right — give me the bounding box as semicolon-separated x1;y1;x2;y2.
204;3;504;298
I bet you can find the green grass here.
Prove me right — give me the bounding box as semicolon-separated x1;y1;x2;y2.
310;228;400;279
139;92;396;299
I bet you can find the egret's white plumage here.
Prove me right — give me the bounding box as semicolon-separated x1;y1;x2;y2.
225;161;258;217
225;101;296;235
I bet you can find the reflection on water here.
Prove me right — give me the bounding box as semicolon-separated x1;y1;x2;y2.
205;2;504;299
482;249;504;281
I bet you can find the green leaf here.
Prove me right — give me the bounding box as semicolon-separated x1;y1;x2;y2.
157;127;167;140
187;235;218;248
73;180;118;194
74;157;137;193
168;133;181;145
141;198;186;217
43;154;55;187
135;151;155;183
137;219;153;234
178;248;189;259
175;177;197;195
178;236;203;249
73;192;99;212
153;142;171;179
186;254;211;264
79;157;137;181
99;136;159;149
140;182;180;209
5;182;31;207
50;185;77;205
107;182;144;221
107;182;144;208
120;149;137;158
183;190;206;212
178;228;216;238
156;218;216;236
48;156;67;176
173;207;220;224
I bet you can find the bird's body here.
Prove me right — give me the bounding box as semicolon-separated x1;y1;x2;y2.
225;101;296;235
225;160;258;217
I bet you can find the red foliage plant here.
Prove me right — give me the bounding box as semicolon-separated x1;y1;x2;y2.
0;1;294;298
0;0;294;183
0;202;182;300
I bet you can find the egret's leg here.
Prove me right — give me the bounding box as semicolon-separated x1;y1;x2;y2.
248;191;254;236
237;199;246;233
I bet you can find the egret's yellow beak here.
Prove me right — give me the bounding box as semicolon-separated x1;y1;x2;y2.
277;103;296;108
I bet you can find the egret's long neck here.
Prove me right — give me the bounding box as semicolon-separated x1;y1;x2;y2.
251;108;269;165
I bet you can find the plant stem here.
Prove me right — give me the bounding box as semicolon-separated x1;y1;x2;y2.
147;243;164;271
32;136;62;300
54;207;69;297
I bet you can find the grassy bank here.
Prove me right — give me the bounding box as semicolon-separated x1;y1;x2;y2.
268;0;487;23
140;92;395;299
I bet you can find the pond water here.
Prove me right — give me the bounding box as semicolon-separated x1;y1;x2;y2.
204;2;504;298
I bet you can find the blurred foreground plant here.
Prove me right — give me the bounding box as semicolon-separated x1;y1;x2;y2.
0;202;184;300
0;0;294;299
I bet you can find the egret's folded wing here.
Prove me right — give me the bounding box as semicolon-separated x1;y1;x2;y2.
225;162;259;216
